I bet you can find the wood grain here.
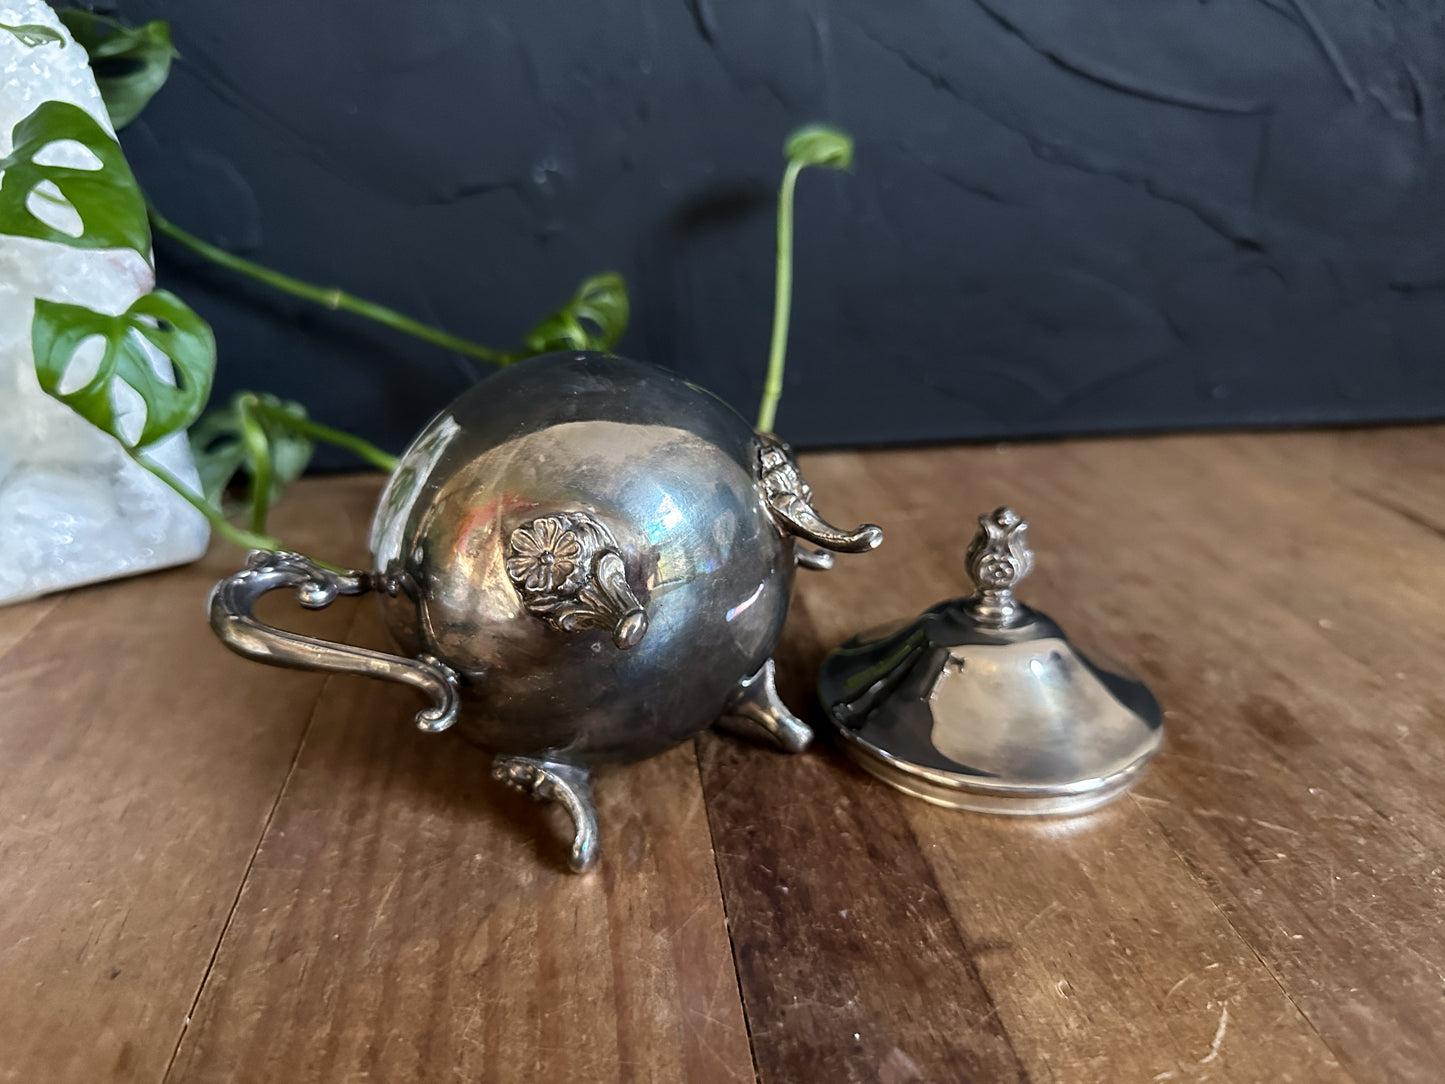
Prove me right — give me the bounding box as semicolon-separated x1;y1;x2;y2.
822;433;1445;1082
0;476;377;1084
795;450;1351;1081
166;601;753;1084
0;594;59;661
698;717;1027;1084
2;427;1443;1083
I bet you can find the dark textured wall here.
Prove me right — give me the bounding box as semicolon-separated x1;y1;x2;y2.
94;1;1445;462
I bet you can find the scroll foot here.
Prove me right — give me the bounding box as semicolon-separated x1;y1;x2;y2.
716;658;813;753
491;756;600;873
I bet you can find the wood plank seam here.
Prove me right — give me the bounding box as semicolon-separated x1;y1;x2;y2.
881;750;1032;1078
1330;769;1437;863
1343;485;1445;542
1126;792;1358;1080
690;738;764;1084
701;590;1034;1082
0;597;61;668
158;602;370;1084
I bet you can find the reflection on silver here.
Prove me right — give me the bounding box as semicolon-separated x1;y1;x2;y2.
818;507;1161;815
369;413;460;567
208;353;882;872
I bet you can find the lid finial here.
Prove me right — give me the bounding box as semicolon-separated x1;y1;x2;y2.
963;507;1033;627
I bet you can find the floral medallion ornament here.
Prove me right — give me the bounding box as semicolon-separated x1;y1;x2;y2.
505;512;648;649
506;516;582;593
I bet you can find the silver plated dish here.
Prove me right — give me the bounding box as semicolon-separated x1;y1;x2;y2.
209;352;882;871
818;507;1162;815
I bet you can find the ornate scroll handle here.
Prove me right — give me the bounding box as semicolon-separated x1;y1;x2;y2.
757;435;884;556
962;507;1034;628
208;551;460;733
505;513;648;649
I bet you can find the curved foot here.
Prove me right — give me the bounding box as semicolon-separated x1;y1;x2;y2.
716;658;813;753
492;756;600;873
795;545;835;571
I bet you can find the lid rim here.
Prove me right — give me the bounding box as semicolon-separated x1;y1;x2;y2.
828;716;1162;811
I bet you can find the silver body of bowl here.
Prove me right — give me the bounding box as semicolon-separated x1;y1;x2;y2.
209;352;882;870
370;351;798;763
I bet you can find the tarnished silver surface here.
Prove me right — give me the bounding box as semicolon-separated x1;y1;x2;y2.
818;507;1161;815
208;352;883;871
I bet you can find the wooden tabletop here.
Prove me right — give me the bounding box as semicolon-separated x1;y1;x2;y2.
3;425;1444;1084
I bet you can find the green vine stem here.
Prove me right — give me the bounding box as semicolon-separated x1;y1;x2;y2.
229;392;400;535
147;203;517;366
757;158;801;435
262;408;400;474
234;393;272;534
756;124;854;434
131;446;347;571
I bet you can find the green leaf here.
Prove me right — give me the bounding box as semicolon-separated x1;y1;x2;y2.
190;393;315;510
189;424;248;510
0;100;148;254
1;23;65;47
32;290;215;448
57;12;176;129
522;272;630;355
784;124;854;171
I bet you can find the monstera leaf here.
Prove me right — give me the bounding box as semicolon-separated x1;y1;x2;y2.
783;125;854;170
522;272;629;355
0;23;64;47
32;290;215;449
0;100;148;255
190;392;315;510
57;12;177;130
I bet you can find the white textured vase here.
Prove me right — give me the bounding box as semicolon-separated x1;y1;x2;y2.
0;1;209;605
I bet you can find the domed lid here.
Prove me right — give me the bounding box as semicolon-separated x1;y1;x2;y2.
817;508;1162;815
